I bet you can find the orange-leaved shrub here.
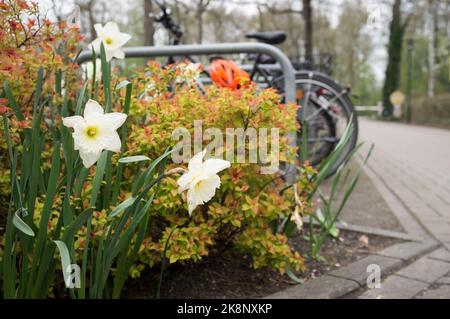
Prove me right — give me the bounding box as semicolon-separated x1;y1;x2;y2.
116;62;314;274
0;0;82;207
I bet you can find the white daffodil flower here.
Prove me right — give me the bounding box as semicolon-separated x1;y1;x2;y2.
82;59;102;81
177;150;230;214
89;22;131;61
62;99;127;168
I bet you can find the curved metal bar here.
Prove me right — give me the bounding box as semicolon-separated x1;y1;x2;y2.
76;42;296;103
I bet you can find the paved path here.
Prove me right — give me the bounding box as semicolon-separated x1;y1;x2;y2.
355;118;450;299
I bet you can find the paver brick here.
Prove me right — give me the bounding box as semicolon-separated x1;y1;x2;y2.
359;275;428;299
427;248;450;262
422;220;450;235
329;255;402;285
434;234;450;243
397;257;450;283
265;275;358;299
376;241;437;261
436;277;450;285
415;285;450;299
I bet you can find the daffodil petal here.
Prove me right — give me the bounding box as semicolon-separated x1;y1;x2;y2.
72;119;87;148
105;48;114;62
116;33;131;47
80;149;102;168
89;38;102;53
93;23;104;37
186;174;220;214
84;100;104;118
188;149;207;171
103;21;120;34
112;49;125;60
187;188;201;214
62;116;83;128
177;171;194;193
103;112;127;130
193;175;221;201
202;158;231;175
105;131;122;152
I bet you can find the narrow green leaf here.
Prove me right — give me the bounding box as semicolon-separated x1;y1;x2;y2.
53;240;71;288
90;151;108;207
33;67;44;113
3;81;25;121
28;142;61;295
13;208;34;237
62;208;94;244
315;207;325;223
328;225;339;238
2;206;17;298
108;197;137;218
116;80;130;90
76;81;89;115
111;82;133;206
285;267;304;284
55;69;62;95
118;155;151;164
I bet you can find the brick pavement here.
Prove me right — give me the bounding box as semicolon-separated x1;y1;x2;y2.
355;119;450;299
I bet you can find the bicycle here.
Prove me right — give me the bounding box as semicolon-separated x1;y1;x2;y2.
152;0;358;176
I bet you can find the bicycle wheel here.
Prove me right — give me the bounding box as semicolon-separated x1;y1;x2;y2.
295;71;358;177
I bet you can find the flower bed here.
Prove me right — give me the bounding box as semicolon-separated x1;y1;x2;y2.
122;230;401;299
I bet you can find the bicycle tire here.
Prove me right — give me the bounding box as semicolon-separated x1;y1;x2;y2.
295;71;359;177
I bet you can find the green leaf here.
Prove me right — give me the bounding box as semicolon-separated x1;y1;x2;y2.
116;80;130;90
132;147;173;195
89;151;108;207
283;220;298;237
285;267;304;284
118;155;151;164
33;67;44;112
53;240;71;287
62;208;94;244
109;197;137;218
13;208;34;237
3;81;25;121
315;207;325;223
76;81;89;115
328;225;339;238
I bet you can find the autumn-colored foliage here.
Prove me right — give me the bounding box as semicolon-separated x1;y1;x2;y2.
118;62;312;274
0;0;82;208
0;0;82;114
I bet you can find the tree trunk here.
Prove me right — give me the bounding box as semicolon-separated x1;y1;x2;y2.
257;5;265;31
88;1;96;42
143;0;155;46
302;0;313;65
427;0;436;97
197;11;203;44
382;0;405;117
77;0;97;42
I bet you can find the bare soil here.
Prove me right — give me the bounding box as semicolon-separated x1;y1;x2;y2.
122;229;401;299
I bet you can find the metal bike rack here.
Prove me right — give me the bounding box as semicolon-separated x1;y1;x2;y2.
77;42;296;103
77;42;298;182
